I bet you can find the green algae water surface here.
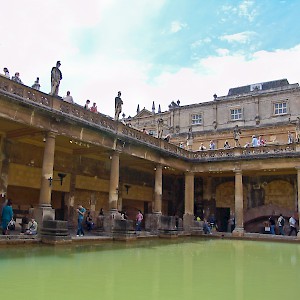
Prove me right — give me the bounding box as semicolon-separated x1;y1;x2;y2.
0;238;299;300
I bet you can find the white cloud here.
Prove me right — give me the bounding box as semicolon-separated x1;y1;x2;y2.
238;0;257;22
215;48;230;56
170;21;188;33
219;31;256;43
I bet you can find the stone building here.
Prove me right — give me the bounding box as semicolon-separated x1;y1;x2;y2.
0;75;300;237
128;79;299;150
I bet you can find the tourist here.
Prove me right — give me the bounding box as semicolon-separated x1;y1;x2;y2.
90;102;98;113
121;211;128;220
277;214;285;235
1;199;13;235
76;205;86;237
251;135;258;147
20;215;29;233
136;210;143;231
244;142;250;148
84;99;90;110
63;91;74;104
268;216;275;235
50;61;62;96
114;91;123;121
203;218;212;234
199;143;206;150
288;215;297;236
233;125;241;147
11;72;23;84
32;77;40;90
209;140;216;150
224;140;230;149
99;208;104;216
142;128;148;134
85;211;94;231
3;67;10;78
26;218;38;235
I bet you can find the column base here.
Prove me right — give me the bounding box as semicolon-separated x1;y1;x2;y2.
145;213;162;233
232;227;245;237
183;213;194;232
34;206;55;231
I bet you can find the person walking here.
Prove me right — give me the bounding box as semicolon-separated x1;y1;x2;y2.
277;214;285;235
288;215;297;236
269;216;276;235
1;199;13;235
76;205;86;237
136;210;143;231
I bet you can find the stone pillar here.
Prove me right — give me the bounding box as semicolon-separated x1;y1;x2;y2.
183;172;194;232
154;165;162;214
0;137;10;198
296;167;300;239
232;169;244;236
108;151;119;212
35;132;56;225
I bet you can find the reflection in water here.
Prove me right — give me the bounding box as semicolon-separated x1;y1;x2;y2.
0;238;299;300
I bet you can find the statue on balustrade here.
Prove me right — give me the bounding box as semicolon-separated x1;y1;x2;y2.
157;118;164;138
233;125;242;147
50;61;62;96
114;91;123;121
296;117;300;143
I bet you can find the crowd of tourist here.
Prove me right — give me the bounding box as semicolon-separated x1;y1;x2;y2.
266;214;298;236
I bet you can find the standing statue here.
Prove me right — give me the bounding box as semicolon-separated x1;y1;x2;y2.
296;117;300;143
157;118;164;138
50;61;62;96
233;125;242;147
114;91;123;121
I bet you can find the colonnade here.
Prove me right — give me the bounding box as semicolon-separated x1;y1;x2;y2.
11;131;300;238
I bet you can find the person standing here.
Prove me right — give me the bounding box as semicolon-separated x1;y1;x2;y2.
63;91;74;104
90;102;98;113
76;205;86;237
288;215;297;236
12;72;23;84
32;77;41;90
50;61;62;96
1;199;13;235
136;210;143;231
277;214;285;235
269;216;276;235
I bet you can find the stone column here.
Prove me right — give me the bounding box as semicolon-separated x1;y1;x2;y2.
296;167;300;239
232;169;244;236
183;172;194;231
0;137;10;199
35;132;56;225
108;151;119;213
148;165;163;233
154;165;162;214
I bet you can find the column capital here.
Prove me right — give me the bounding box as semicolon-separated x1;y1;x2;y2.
45;131;57;139
233;168;242;174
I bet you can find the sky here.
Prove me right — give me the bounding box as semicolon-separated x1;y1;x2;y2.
2;0;300;118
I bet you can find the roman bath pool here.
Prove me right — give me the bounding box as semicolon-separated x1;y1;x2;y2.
0;237;299;300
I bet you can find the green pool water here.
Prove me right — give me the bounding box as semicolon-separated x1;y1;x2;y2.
0;238;299;300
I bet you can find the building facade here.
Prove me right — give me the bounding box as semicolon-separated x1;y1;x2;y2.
0;75;300;236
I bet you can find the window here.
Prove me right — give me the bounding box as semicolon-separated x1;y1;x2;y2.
274;102;287;115
191;114;202;125
230;108;242;120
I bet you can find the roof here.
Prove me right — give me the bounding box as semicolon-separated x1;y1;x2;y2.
227;79;290;96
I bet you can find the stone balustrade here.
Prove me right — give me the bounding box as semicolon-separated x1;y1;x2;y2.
1;75;299;162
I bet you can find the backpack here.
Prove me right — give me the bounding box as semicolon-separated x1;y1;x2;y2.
280;217;285;226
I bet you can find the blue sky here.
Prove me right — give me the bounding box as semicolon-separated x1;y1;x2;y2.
2;0;300;118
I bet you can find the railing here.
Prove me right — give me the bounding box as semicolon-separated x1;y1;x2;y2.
0;75;299;161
